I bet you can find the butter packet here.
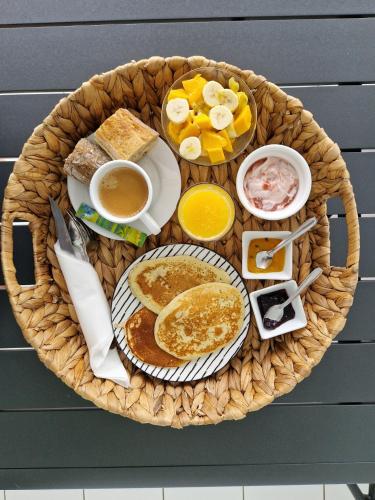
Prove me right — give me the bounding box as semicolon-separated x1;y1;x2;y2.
76;203;147;247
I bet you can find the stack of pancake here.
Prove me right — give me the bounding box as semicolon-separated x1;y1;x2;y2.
125;256;245;367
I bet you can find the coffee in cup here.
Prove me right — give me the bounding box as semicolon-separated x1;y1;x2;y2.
98;167;148;218
89;160;161;235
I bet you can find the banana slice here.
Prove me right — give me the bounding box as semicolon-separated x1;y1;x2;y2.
202;81;224;107
179;136;202;160
209;105;233;130
166;98;190;124
219;89;239;112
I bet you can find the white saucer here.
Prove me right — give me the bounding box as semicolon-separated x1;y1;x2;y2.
67;137;181;239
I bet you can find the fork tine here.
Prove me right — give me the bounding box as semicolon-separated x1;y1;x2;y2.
66;207;95;239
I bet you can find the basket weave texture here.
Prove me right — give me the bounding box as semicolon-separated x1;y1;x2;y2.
1;56;360;427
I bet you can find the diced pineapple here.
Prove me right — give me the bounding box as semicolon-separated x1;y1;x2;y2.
237;91;248;112
188;110;196;122
228;77;240;93
167;89;189;101
233;105;251;136
168;121;184;143
194;113;212;130
201;130;226;150
206;147;225;163
178;122;201;142
218;129;233;153
200;104;211;115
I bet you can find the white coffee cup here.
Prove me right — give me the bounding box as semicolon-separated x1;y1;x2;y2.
89;159;161;235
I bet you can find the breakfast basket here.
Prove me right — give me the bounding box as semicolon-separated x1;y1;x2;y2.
1;56;360;427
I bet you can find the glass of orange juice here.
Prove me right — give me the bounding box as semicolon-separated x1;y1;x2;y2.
177;183;235;241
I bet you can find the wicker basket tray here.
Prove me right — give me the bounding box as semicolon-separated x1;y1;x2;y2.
1;56;360;427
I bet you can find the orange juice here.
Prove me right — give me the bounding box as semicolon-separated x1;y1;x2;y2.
178;184;235;241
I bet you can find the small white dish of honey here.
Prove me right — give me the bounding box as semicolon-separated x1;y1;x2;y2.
242;230;293;280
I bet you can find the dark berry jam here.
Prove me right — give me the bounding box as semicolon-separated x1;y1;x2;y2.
257;288;295;330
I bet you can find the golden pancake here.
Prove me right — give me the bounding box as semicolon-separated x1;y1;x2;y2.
155;283;244;361
128;255;231;314
126;307;183;367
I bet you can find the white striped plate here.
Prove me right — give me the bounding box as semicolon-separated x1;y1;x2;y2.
111;244;250;382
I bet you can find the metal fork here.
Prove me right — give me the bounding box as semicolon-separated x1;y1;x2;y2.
65;207;96;261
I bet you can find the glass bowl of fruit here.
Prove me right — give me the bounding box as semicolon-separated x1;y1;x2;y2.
161;66;257;166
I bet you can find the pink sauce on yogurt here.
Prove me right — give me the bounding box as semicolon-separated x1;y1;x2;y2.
243;156;299;211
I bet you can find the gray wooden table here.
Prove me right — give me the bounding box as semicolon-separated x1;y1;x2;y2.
1;0;375;490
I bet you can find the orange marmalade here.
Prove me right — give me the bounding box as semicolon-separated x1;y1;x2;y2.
247;238;285;273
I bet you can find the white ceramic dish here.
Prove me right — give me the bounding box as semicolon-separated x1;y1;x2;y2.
67;137;181;238
242;230;293;280
112;243;251;382
236;144;312;221
250;280;307;340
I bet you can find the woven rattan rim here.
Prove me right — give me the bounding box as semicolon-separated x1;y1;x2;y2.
1;56;360;427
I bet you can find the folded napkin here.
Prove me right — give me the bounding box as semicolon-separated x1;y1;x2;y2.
54;242;130;388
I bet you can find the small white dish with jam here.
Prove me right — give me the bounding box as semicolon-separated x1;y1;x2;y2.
236;144;312;221
242;230;293;280
250;280;307;340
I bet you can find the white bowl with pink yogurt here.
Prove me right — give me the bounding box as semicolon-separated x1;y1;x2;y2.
236;144;312;221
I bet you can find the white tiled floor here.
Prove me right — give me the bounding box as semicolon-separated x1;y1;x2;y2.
84;488;163;500
244;485;323;499
5;491;83;500
84;489;162;500
164;486;243;500
1;484;370;499
325;484;368;499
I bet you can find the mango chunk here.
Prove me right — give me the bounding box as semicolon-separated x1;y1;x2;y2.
201;130;226;150
179;122;200;142
233;105;251;136
218;129;233;153
206;147;225;163
168;89;189;101
182;74;207;94
194;113;212;130
187;88;204;107
182;74;207;107
168;121;184;144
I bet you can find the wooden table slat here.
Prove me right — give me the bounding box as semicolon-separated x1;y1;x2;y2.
1;85;374;158
0;292;29;348
330;217;373;275
1;462;375;490
0;343;374;409
0;224;35;286
1;19;374;91
336;153;375;214
1;404;374;468
2;0;375;25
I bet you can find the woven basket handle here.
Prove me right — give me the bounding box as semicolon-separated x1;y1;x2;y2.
327;179;360;274
1;212;50;292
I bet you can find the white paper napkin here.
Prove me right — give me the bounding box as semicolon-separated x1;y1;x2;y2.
54;242;130;388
